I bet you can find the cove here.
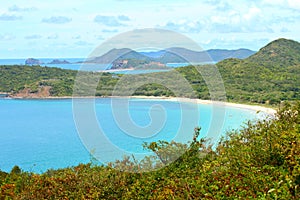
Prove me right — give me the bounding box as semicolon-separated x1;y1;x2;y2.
0;98;265;173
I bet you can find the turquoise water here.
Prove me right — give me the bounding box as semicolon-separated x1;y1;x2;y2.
0;98;261;173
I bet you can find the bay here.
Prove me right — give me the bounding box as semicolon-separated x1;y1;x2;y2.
0;98;262;173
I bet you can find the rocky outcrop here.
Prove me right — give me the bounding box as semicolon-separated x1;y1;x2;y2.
25;58;43;65
11;86;51;98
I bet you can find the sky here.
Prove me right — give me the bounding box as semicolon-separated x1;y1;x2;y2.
0;0;299;58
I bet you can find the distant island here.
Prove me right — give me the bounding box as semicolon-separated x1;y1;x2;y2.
48;59;70;64
25;58;44;65
24;58;71;65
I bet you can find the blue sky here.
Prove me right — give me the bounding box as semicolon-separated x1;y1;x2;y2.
0;0;299;58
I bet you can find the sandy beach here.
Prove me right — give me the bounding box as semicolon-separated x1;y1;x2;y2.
126;96;277;116
97;68;135;73
72;95;277;116
5;94;277;116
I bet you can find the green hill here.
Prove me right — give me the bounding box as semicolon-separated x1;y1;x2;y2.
89;48;152;64
214;38;300;104
247;38;300;66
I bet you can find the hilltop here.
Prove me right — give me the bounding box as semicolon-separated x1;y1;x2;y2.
247;38;300;66
88;48;151;64
214;38;300;104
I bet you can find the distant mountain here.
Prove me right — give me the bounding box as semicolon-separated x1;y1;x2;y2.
88;47;256;65
159;47;209;63
88;48;151;64
161;47;255;63
246;38;300;65
139;50;166;58
207;49;255;61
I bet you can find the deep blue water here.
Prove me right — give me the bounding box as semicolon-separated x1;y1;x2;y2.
0;98;264;173
0;58;93;71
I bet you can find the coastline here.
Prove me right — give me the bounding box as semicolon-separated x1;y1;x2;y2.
128;96;277;116
98;68;135;73
5;95;277;116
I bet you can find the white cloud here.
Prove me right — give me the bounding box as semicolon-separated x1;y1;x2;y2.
207;6;273;33
263;0;300;10
0;13;22;21
47;34;59;39
75;41;93;46
204;37;270;50
72;35;81;39
9;5;37;12
118;15;130;21
0;34;16;40
243;7;261;21
94;15;130;26
263;0;285;5
95;35;105;40
25;34;42;39
160;20;203;33
42;16;72;24
287;0;300;9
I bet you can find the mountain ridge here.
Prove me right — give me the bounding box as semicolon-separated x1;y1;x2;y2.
88;47;256;65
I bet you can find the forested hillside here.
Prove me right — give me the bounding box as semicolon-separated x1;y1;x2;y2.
0;38;299;104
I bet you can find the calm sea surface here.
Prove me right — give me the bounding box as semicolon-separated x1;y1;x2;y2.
0;98;263;173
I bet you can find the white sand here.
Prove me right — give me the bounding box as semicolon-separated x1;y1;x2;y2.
126;96;277;116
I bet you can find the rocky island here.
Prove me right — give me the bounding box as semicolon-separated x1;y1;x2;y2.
25;58;43;65
48;59;70;64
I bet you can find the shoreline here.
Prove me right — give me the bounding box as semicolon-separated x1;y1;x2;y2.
98;68;135;73
4;95;277;116
129;96;277;116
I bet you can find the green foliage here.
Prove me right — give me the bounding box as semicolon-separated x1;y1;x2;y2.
247;38;300;66
217;58;300;104
0;65;77;96
1;102;299;199
10;166;21;175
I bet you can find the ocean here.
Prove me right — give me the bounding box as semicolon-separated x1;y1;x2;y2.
0;58;190;74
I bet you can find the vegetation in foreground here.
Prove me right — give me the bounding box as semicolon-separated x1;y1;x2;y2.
0;102;299;199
